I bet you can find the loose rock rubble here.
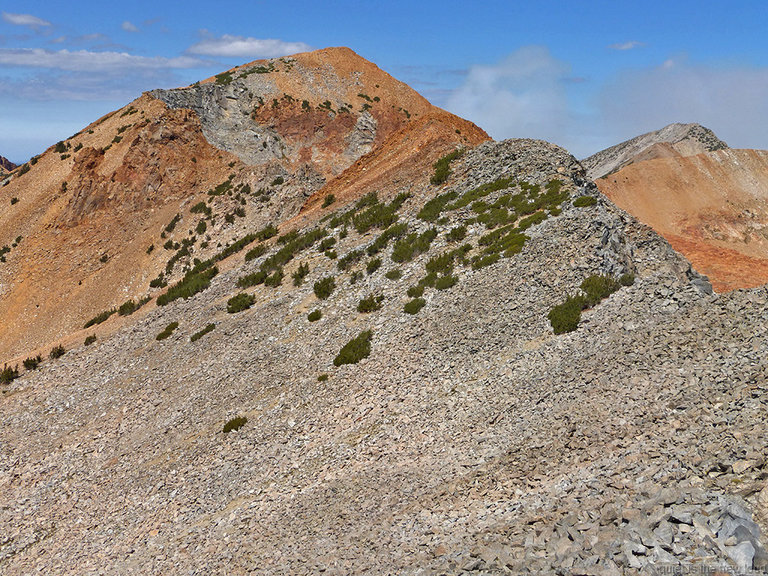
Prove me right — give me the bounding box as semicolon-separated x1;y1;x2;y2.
1;139;766;575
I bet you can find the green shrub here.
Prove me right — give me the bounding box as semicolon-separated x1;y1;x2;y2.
23;355;42;370
573;196;597;207
385;269;402;280
196;220;207;235
244;243;267;262
418;191;458;222
84;308;116;328
620;273;635;286
367;222;409;256
471;253;500;270
319;237;337;252
223;416;247;433
317;373;329;382
156;322;179;341
164;213;181;235
447;225;467;242
118;299;137;316
84;335;97;346
407;285;425;298
391;229;438;262
307;309;322;322
430;149;461;185
334;330;372;366
150;274;167;289
227;292;255;313
322;194;336;208
403;298;426;315
190;201;212;216
434;275;458;290
349;271;362;284
366;258;382;275
10;197;19;205
314;276;336;299
190;323;216;342
580;274;621;308
49;344;66;359
1;364;19;384
292;262;310;286
548;295;586;334
256;223;279;241
157;267;218;306
357;294;384;313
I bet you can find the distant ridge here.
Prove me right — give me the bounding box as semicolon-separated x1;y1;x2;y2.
0;155;16;173
582;122;728;180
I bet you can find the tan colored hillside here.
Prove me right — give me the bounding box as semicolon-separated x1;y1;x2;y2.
0;47;487;362
595;148;768;292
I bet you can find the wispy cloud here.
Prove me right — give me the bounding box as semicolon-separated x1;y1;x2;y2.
187;33;312;58
2;12;51;28
609;41;644;51
0;48;205;72
122;21;139;33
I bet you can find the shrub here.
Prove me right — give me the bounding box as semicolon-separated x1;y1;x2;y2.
391;229;438;262
430;149;461;185
404;298;426;315
385;269;402;280
307;309;322;322
366;258;382;275
157;266;218;306
1;364;19;384
367;222;409;256
357;294;384;313
196;220;207;235
244;244;267;262
164;213;181;235
620;273;636;286
418;191;458;222
447;225;467;242
227;292;255;313
264;268;284;287
11;197;18;205
314;276;336;299
156;322;179;341
580;274;621;308
322;194;336;208
49;345;66;359
573;196;597;207
434;275;458;290
334;330;372;366
118;299;137;316
271;176;284;186
23;355;42;370
256;223;279;241
223;416;247;433
548;295;586;335
292;262;310;286
190;323;216;342
84;308;116;328
84;335;97;346
319;237;337;252
317;374;329;382
190;201;212;216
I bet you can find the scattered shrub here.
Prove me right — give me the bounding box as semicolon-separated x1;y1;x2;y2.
244;243;267;262
391;229;438;262
548;295;586;335
237;271;267;288
357;294;384;313
322;194;336;208
307;309;322;322
407;285;425;298
164;213;181;235
196;220;207;235
317;374;329;382
84;308;116;328
118;299;137;316
334;330;372;366
314;276;336;299
573;196;597;207
190;201;212;216
190;323;216;342
84;335;97;346
10;197;18;205
434;275;458;290
367;222;409;256
271;176;284;186
404;298;426;315
447;225;467;242
385;269;402;280
49;345;66;359
23;355;42;370
156;322;179;341
1;364;19;384
366;258;382;275
227;292;255;313
620;273;636;286
292;262;310;286
580;274;621;308
157;266;218;306
430;149;461;185
264;268;284;287
223;416;247;433
418;191;458;222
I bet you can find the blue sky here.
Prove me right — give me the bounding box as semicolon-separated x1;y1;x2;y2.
1;1;767;163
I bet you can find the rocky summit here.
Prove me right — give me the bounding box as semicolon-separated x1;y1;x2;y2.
1;49;768;576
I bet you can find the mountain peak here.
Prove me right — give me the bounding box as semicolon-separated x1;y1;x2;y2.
582;122;728;180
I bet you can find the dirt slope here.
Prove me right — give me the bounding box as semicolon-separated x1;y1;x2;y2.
596;148;768;292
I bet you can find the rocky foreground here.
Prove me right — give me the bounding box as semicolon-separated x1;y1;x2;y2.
1;140;767;575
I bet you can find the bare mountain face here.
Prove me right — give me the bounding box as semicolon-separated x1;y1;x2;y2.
584;124;768;292
0;155;16;174
0;47;487;360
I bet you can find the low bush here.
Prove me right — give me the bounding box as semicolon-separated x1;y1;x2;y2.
548;295;586;335
620;273;636;286
391;229;438;262
357;294;384;313
580;274;621;308
223;416;247;433
84;335;97;346
317;373;329;382
322;194;336;208
307;309;322;322
264;268;284;287
573;196;597;207
430;149;461;185
407;285;425;298
1;364;19;384
334;330;372;366
49;344;66;359
190;323;216;342
366;258;382;275
385;269;402;280
314;276;336;299
157;267;218;306
434;275;458;290
418;191;458;222
447;225;467;242
403;298;426;315
23;355;42;370
244;243;267;262
156;322;179;341
84;308;116;328
227;292;255;313
292;262;310;286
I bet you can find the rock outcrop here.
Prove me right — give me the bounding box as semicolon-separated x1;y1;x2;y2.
0;155;16;174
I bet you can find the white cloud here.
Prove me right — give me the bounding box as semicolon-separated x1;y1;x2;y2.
122;21;139;33
2;12;51;28
0;48;205;72
187;34;312;58
609;41;643;51
445;46;575;145
599;57;768;151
